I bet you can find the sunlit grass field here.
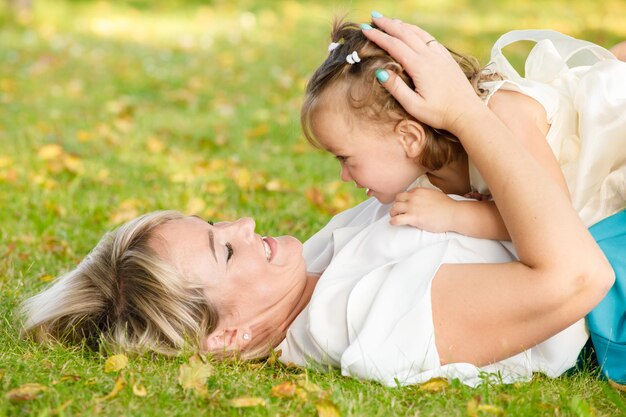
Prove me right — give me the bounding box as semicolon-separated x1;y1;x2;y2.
2;0;626;415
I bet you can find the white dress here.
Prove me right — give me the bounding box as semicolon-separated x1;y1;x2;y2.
469;30;626;227
276;197;588;387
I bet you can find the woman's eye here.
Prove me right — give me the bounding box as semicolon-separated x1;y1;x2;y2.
207;220;214;225
226;242;234;261
335;155;347;163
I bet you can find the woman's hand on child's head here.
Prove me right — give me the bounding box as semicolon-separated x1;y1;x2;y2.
390;187;457;232
363;13;484;132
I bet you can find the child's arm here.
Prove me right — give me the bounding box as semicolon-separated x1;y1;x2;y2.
390;188;511;240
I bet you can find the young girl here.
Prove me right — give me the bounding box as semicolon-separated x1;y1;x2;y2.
301;17;626;240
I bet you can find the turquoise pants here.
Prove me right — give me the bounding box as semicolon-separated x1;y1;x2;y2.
587;210;626;383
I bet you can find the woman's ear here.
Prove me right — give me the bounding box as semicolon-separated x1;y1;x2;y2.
394;119;426;158
203;327;252;352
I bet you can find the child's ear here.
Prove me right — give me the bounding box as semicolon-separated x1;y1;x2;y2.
202;327;252;352
394;120;426;158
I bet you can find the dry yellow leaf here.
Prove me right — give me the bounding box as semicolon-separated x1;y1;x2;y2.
0;156;13;168
467;397;479;417
76;130;91;142
104;354;128;373
5;383;48;401
315;399;341;417
271;381;296;398
178;354;213;397
52;375;81;384
295;387;308;401
228;396;266;407
305;187;325;208
231;167;252;189
146;137;165;153
298;379;322;394
205;182;226;194
109;199;141;225
246;123;269;139
132;382;147;397
97;374;126;402
476;404;504;415
37;144;63;160
62;154;84;174
418;377;449;392
39;274;54;283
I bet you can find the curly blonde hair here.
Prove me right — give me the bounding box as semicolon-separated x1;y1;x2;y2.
301;19;502;171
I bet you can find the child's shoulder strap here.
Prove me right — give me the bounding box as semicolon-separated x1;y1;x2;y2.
490;30;615;82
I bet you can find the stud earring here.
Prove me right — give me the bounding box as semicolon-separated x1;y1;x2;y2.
242;333;250;341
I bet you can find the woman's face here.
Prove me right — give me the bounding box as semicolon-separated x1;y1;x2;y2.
151;216;307;330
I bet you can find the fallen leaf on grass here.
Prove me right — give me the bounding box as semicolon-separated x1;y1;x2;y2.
298;379;322;394
467;397;504;416
52;375;81;385
146;137;165;153
178;354;213;397
271;381;296;398
132;382;148;397
129;372;147;397
418;377;449;392
315;399;341;417
39;274;54;283
37;144;63;160
5;383;48;401
104;354;128;373
97;374;126;402
228;396;266;407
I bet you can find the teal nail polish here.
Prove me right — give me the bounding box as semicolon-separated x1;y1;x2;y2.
371;10;383;18
360;23;373;31
375;69;389;83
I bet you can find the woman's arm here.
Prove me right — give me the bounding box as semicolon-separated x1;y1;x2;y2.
364;17;614;365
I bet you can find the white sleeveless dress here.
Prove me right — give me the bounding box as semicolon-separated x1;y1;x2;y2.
277;196;588;387
469;30;626;227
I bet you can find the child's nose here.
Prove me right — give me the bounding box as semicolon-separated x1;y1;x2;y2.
340;165;352;182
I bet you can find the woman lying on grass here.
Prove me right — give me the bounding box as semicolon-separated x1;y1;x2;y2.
20;17;621;387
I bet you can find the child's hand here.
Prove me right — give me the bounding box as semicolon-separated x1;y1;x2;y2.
390;188;457;232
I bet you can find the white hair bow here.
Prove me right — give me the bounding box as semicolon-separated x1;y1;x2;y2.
346;51;361;65
328;42;340;52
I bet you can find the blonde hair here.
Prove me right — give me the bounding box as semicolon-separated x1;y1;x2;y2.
19;211;219;356
301;19;502;171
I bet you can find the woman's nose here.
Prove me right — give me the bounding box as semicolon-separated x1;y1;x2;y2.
232;217;255;241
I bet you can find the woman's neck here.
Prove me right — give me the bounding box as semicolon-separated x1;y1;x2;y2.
426;153;470;195
282;274;320;329
251;274;320;349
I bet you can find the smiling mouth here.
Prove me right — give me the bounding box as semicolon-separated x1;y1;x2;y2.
262;237;273;261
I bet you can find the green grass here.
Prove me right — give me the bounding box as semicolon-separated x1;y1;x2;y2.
1;0;626;415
